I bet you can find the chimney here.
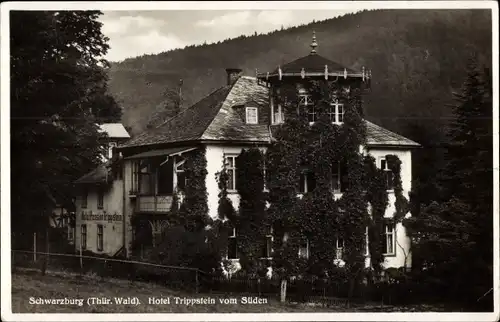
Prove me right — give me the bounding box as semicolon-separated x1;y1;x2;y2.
225;68;243;85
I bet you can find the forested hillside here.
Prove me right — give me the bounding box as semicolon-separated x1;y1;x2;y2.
108;9;491;144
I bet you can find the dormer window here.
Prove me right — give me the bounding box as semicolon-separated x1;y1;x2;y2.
330;96;344;125
246;107;258;124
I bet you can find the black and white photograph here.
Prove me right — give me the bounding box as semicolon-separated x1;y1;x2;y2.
1;1;498;321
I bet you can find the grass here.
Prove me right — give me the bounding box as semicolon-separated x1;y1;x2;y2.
10;269;452;313
10;269;347;313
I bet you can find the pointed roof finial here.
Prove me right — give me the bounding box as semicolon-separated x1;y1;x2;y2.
310;31;318;54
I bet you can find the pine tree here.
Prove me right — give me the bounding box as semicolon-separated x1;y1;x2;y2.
405;59;493;309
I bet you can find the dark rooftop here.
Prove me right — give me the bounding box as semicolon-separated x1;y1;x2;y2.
118;75;418;149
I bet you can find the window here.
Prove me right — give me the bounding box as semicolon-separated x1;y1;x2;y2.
108;142;117;159
224;155;237;191
365;226;370;256
384;223;395;255
158;158;173;194
138;160;153;194
97;225;104;251
298;91;315;123
131;161;139;194
246;107;258;124
262;153;268;191
261;226;273;258
81;190;88;209
307;106;316;123
335;237;345;259
175;159;186;191
81;225;87;250
68;226;74;241
329;96;344;124
227;228;238;259
272;89;285;124
97;188;104;209
331;162;342;193
299;171;316;194
273;104;285;124
298;238;309;259
380;158;394;190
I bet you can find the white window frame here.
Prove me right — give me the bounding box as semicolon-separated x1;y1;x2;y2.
227;227;238;260
273;104;284;124
365;226;370;256
174;158;186;191
383;223;396;256
379;157;395;191
224;155;237;192
245;107;258;124
335;236;345;259
108;142;117;159
330;96;344;125
97;224;104;252
271;88;285;125
298;88;315;124
299;94;315;124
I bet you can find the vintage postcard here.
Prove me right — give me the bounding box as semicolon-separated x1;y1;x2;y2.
1;1;498;321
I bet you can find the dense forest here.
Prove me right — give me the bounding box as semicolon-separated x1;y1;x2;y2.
108;9;491;140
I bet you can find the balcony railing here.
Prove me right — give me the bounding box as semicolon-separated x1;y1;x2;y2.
136;195;173;213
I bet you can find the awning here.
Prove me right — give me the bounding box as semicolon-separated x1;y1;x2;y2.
124;147;197;160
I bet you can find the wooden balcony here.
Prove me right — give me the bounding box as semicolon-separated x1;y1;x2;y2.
135;195;173;214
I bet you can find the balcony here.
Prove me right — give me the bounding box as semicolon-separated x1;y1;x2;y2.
136;195;173;213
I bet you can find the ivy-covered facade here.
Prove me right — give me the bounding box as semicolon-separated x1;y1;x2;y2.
75;34;419;277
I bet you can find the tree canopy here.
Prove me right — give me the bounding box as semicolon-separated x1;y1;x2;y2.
10;11;122;234
404;60;493;310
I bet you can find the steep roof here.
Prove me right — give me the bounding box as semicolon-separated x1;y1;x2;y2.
119;76;270;148
202;76;269;142
365;120;419;147
98;123;130;139
119;76;419;149
74;163;109;184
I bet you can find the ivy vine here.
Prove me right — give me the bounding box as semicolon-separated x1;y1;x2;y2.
234;147;269;278
212;79;409;287
386;154;410;223
179;147;209;232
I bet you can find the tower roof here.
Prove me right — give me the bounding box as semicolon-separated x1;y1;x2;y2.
257;32;371;83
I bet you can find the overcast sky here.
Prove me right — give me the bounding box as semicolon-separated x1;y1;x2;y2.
98;10;358;62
